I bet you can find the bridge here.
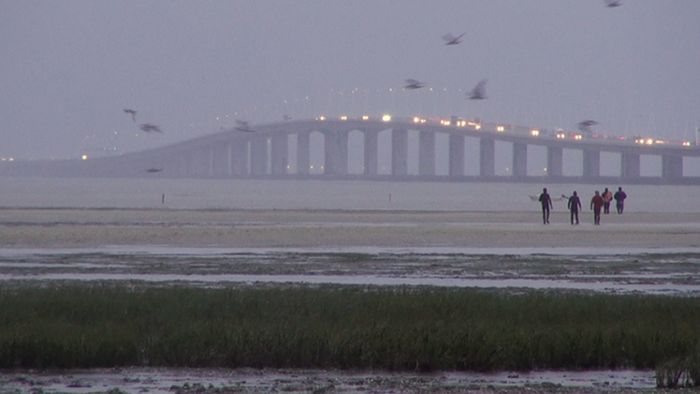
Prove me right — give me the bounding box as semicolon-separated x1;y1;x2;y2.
3;116;700;184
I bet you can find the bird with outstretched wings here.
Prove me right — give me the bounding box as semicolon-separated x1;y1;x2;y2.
139;123;162;133
577;120;598;133
404;79;426;90
467;79;488;100
123;109;137;122
441;32;465;45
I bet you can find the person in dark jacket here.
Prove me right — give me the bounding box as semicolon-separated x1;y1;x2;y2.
567;191;582;225
590;191;605;225
539;188;553;224
614;187;627;214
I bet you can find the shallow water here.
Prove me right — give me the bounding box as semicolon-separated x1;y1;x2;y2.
0;367;657;393
1;248;699;295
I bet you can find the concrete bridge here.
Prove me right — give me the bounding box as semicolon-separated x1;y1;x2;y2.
3;117;700;184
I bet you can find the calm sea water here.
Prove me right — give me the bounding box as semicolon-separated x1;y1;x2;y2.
1;177;698;213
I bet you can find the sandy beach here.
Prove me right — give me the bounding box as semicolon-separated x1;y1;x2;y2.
1;208;699;249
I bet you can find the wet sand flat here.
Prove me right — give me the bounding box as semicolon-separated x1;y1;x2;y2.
1;208;699;249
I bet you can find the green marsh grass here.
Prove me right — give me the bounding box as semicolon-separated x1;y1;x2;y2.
0;284;698;374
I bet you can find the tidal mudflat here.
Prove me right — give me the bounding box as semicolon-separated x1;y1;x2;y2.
1;208;699;393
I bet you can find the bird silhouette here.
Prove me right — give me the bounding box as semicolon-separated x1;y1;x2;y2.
604;0;622;7
123;109;137;122
404;79;426;90
467;79;488;100
577;120;598;133
139;123;162;133
234;120;254;132
145;168;163;173
441;32;465;45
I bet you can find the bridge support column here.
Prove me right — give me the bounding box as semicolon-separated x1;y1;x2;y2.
547;146;563;177
449;134;464;177
479;138;495;177
583;149;600;178
662;154;683;181
621;152;640;179
271;134;288;176
364;130;378;175
231;138;249;176
250;134;268;176
512;142;527;177
392;129;408;176
324;129;348;175
296;132;310;175
418;130;435;176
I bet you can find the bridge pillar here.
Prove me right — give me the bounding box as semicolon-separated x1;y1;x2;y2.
449;134;464;177
512;142;527;177
418;130;435;176
479;138;495;177
364;130;378;175
583;149;600;178
621;152;640;179
250;134;268;176
662;154;683;181
271;134;288;176
546;146;563;177
324;129;348;175
231;138;249;176
296;132;310;175
392;129;408;176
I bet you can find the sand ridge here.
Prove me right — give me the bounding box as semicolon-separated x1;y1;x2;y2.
1;208;699;249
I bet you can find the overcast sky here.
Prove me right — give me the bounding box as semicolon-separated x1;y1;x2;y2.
2;1;699;160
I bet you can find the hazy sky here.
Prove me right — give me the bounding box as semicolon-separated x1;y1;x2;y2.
2;1;699;160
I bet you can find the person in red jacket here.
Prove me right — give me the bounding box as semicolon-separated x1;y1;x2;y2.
590;190;605;225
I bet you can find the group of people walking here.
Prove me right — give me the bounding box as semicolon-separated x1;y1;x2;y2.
538;187;627;225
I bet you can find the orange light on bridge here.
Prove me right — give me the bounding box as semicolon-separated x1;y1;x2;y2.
317;116;326;121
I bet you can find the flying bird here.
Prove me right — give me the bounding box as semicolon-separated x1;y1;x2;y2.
604;0;622;7
467;79;488;100
123;109;137;122
404;79;426;90
139;123;162;133
441;32;465;45
577;120;598;133
145;168;163;173
234;120;254;132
